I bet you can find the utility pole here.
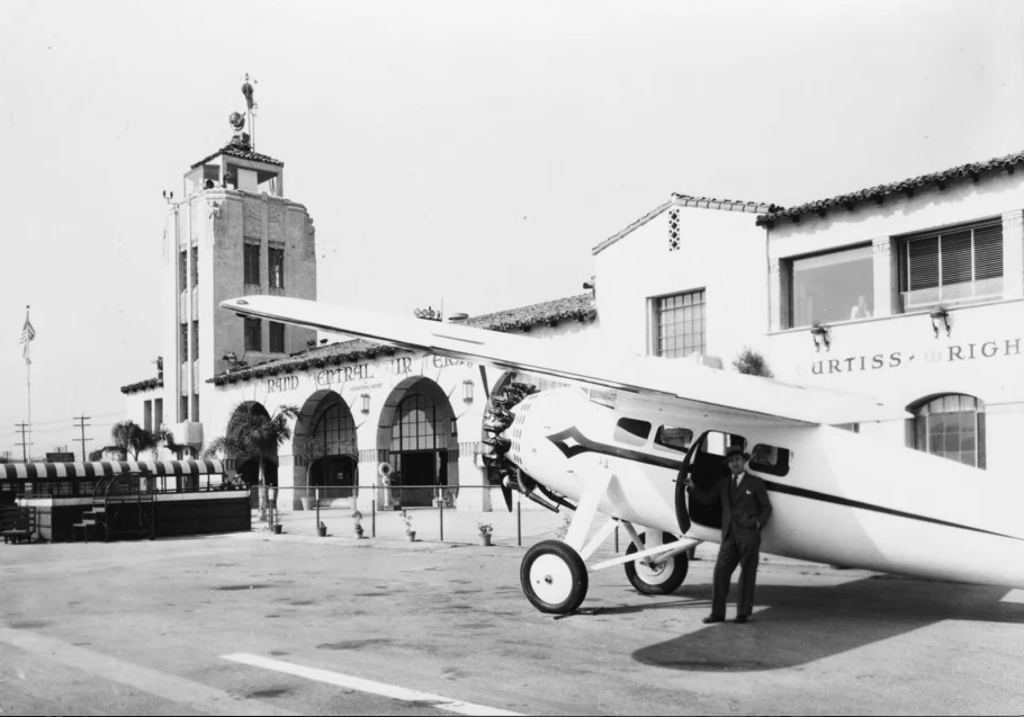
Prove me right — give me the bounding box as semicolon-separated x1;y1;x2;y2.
15;422;31;462
73;415;92;462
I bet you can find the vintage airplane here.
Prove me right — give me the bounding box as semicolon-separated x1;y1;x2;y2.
223;295;1024;614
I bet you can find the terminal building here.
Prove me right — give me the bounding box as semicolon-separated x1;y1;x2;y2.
121;102;598;512
122;91;1024;511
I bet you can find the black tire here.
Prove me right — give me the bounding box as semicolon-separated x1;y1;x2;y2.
624;532;688;595
520;540;589;614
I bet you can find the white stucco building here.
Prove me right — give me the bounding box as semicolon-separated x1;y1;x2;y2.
593;151;1024;478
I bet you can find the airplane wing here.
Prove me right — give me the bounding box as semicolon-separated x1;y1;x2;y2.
221;295;909;425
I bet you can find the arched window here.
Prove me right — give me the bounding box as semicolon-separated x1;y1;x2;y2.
912;394;986;469
312;402;357;457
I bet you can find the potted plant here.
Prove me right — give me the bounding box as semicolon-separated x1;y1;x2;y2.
353;510;364;539
318;521;328;538
477;521;493;547
401;510;416;542
301;487;315;512
273;523;283;535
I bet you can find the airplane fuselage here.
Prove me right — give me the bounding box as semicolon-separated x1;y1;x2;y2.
507;387;1024;589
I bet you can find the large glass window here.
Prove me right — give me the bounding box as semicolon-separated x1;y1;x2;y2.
244;318;261;352
912;394;986;469
269;322;285;353
391;394;447;453
654;290;706;358
313;402;358;456
178;251;187;292
269;246;285;289
899;220;1002;311
244;241;260;286
788;245;873;328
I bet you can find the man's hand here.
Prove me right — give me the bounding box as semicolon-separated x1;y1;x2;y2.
682;476;696;490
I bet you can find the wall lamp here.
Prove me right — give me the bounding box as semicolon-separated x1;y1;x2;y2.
930;306;951;338
360;393;371;414
463;380;474;403
810;324;831;352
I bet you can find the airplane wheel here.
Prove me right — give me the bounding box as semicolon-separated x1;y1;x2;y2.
520;540;589;614
624;533;688;595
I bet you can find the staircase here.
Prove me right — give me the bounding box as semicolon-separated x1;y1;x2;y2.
72;475;156;543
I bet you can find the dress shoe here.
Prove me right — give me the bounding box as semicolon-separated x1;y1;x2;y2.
702;615;725;624
733;614;749;624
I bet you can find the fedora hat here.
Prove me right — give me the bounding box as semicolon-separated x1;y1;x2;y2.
724;445;748;460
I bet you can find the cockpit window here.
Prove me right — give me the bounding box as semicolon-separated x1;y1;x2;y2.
749;443;791;476
614;418;651;447
654;425;693;452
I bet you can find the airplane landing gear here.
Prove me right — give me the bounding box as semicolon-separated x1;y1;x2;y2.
624;533;689;595
520;540;589;614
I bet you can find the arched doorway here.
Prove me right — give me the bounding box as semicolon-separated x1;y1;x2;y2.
293;391;359;507
378;377;458;508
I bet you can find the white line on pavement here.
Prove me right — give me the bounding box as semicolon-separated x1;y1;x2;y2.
0;628;300;717
222;653;523;717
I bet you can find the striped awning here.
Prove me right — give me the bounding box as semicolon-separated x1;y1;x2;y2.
0;459;224;480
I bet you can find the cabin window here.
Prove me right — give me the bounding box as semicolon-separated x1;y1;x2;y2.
655;425;693;452
911;394;986;468
749;444;791;476
787;244;874;328
614;418;651;447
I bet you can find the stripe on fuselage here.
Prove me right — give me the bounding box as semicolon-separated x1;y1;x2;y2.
546;428;1024;544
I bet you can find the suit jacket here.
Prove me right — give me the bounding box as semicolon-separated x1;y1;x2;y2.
689;471;772;540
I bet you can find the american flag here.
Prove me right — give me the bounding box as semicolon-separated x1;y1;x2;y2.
20;309;35;364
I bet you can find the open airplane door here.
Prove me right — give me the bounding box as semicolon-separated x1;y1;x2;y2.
673;434;704;536
675;430;738;535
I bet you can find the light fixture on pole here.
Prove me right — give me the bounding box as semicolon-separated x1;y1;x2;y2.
463;380;474;403
930;306;951;338
810;324;830;352
360;393;371;414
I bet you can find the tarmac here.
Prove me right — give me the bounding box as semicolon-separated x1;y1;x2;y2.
1;513;1022;715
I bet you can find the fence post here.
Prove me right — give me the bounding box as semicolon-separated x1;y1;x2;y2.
615;524;619;553
517;500;522;547
316;487;320;528
371;499;376;538
439;501;444;542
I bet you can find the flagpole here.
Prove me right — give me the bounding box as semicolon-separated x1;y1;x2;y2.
25;305;32;462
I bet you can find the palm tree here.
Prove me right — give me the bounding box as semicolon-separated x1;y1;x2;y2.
204;402;299;520
100;420;177;461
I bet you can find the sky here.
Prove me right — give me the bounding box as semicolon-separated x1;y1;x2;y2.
2;0;1023;459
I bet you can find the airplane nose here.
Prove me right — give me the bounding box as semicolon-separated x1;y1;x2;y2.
480;382;537;513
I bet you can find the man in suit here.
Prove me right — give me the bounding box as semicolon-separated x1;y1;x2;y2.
684;445;772;624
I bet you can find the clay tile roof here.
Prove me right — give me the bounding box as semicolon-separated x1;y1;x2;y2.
190;143;284;170
757;149;1024;227
593;194;782;255
207;293;597;386
120;377;163;395
671;193;781;214
463;292;596;333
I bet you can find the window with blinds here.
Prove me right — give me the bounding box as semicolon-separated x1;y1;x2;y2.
899;219;1003;311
